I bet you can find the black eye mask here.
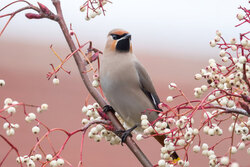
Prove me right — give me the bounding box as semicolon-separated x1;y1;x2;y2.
110;33;128;40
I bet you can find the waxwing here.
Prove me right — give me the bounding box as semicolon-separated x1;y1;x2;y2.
100;29;179;161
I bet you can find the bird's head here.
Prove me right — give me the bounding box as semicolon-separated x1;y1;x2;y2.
105;29;132;53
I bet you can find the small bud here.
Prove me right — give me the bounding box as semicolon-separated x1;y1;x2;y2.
230;38;237;44
37;2;51;15
80;5;86;12
216;30;221;36
25;13;42;19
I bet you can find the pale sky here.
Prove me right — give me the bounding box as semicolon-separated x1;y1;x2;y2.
0;0;249;58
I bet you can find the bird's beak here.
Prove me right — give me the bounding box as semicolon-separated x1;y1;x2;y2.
121;34;131;41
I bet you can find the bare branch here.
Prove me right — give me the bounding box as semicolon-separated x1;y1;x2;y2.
211;105;250;117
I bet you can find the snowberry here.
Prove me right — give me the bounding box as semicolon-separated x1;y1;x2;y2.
177;139;185;146
57;158;64;166
94;135;101;142
92;80;99;88
0;79;5;87
231;45;237;51
241;38;248;46
193;145;200;153
35;154;42;161
90;11;97;18
178;159;184;166
231;162;239;167
4;98;12;105
7;107;16;114
239;56;247;64
236;13;244;20
230;146;237;154
93;103;100;108
216;30;221;36
6;128;15;136
28;113;36;121
158;159;165;167
230;38;237;44
41;103;48;111
27;160;35;167
247;148;250;154
238;142;245;150
220;156;229;165
219;50;226;57
166;96;173;102
82;106;88;113
81;118;89;125
52;78;59;85
32;126;40;134
46;154;53;161
16;157;24;164
141;115;148;120
136;134;143;141
210;40;216;47
201;85;208;92
222;57;228;62
3;122;9;129
194;73;202;80
141;119;149;126
50;160;57;167
168;83;177;90
214;35;220;42
202;143;208;150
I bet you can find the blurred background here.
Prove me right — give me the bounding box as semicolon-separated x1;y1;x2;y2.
0;0;249;166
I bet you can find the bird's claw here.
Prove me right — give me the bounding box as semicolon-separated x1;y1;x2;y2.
115;124;138;146
103;105;115;114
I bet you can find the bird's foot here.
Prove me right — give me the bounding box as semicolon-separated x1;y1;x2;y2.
103;105;115;114
115;124;138;146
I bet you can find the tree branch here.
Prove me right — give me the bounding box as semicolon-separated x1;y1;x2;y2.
211;105;250;117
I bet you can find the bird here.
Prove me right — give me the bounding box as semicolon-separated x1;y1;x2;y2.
100;28;179;161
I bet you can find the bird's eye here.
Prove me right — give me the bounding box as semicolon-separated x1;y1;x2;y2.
111;34;120;40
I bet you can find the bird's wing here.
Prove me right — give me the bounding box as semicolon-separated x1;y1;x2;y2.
135;61;180;161
134;61;161;110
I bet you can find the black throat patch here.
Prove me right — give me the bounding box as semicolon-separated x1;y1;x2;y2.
116;38;130;52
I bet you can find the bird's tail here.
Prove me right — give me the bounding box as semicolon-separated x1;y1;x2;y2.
154;135;180;162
